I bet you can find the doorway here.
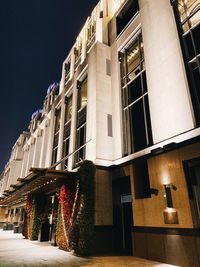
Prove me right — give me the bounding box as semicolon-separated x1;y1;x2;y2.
112;176;133;255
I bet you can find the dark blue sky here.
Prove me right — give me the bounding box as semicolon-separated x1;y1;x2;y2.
0;0;98;173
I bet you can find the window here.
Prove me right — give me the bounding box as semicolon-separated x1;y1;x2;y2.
62;96;72;170
116;0;139;36
64;62;71;84
74;77;87;165
86;16;96;51
65;96;72;123
62;137;70;170
178;0;200;32
52;108;61;165
172;0;200;124
54;108;61;135
77;77;87;110
120;34;152;155
74;38;82;68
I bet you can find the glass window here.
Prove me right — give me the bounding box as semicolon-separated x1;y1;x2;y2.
62;137;70;170
64;62;71;84
52;146;58;165
178;0;200;31
120;34;152;155
74;38;82;68
74;77;87;166
51;108;61;166
65;96;72;123
173;0;200;124
54;108;61;134
78;77;87;110
116;0;139;36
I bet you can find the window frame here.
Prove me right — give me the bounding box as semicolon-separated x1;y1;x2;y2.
119;33;152;155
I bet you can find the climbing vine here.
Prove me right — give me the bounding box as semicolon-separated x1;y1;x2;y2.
22;160;95;256
56;160;95;256
56;182;76;250
76;160;95;255
22;194;51;241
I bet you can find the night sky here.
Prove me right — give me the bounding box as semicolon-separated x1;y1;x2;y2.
0;0;99;173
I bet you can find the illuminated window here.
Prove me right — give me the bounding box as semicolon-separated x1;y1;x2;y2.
178;0;200;32
65;95;72;123
52;108;61;165
74;77;87;165
62;95;72;170
86;16;96;51
74;38;82;68
77;77;87;110
172;0;200;124
120;34;152;155
64;62;71;84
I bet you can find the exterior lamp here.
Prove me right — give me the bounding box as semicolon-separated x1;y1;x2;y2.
163;184;178;224
163;184;173;208
163;184;177;208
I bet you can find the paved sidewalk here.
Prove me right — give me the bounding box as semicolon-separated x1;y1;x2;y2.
0;230;179;267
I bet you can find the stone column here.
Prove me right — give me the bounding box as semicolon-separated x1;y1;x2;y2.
25;139;35;174
68;85;78;171
56;97;66;170
20;148;28;178
39;119;50;168
32;130;43;168
45;107;56;168
139;0;195;143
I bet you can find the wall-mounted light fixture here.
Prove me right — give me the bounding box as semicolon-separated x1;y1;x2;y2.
163;184;177;208
149;188;159;196
163;184;178;224
164;184;173;208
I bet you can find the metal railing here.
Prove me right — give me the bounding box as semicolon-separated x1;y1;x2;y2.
49;138;92;170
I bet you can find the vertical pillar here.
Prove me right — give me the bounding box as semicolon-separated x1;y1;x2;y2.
39;119;50;168
96;0;109;45
139;0;194;143
25;139;35;174
32;130;43;168
81;26;87;64
56;97;66;170
70;52;75;80
68;85;78;171
59;63;65;95
20;148;28;178
45;107;56;168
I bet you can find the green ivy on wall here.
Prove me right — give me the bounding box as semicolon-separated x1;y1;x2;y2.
30;198;40;240
76;160;95;256
23;194;51;241
23;160;95;256
56;160;95;256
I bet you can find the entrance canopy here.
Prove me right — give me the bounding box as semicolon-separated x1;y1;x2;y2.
0;168;78;206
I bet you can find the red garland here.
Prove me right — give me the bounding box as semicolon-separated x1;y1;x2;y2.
57;184;76;251
59;185;74;223
26;195;32;217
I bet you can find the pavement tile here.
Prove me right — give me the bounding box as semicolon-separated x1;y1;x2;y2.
0;230;179;267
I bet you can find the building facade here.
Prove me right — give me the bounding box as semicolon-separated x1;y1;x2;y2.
0;0;200;266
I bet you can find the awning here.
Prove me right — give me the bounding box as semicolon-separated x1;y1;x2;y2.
0;168;78;206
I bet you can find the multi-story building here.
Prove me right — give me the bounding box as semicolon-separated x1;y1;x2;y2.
0;0;200;266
